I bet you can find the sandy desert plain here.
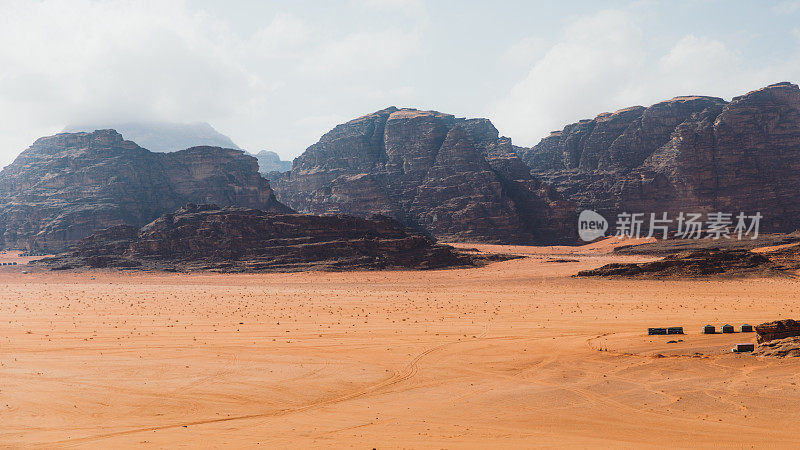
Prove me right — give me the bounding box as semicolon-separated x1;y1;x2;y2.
1;239;800;448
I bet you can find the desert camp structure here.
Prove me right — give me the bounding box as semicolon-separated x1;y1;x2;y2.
648;326;684;335
722;324;735;333
732;343;755;353
703;325;716;334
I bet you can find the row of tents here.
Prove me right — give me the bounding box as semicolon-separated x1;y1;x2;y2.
703;324;753;334
648;324;754;335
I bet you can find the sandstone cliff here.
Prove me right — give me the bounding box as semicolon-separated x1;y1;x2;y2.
40;204;482;272
518;82;800;234
0;130;289;251
273;107;574;244
755;319;800;344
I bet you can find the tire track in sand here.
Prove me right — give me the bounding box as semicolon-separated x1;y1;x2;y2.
47;323;491;447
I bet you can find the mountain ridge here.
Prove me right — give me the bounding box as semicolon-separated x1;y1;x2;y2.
516;81;800;235
272;106;575;244
0;129;289;251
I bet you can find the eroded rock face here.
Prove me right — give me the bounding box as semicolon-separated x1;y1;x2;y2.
0;130;290;251
40;204;482;272
755;319;800;344
518;82;800;234
753;336;800;357
273;107;574;244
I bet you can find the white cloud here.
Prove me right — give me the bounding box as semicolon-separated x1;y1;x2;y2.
352;0;427;17
492;10;646;143
0;0;254;165
0;0;425;166
301;28;421;76
653;35;742;95
503;36;548;66
772;1;800;14
252;13;311;57
1;1;798;168
492;8;800;148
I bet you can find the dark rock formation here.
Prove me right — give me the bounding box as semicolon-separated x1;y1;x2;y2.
753;336;800;357
64;121;240;152
760;242;800;271
613;233;800;255
40;204;485;272
576;249;780;278
755;319;800;344
273;107;574;244
518;82;800;235
0;130;290;251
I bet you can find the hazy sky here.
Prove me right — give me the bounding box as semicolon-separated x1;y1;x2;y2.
1;0;800;166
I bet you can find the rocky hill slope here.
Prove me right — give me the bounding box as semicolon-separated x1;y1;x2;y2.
273;107;574;244
517;82;800;234
0;130;289;251
39;204;482;272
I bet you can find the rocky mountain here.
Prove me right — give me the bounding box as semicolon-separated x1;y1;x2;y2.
40;204;483;272
65;122;294;178
273;107;574;244
251;150;292;174
64;121;240;152
517;82;800;234
0;130;289;251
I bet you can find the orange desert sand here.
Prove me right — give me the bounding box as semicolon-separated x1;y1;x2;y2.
1;240;800;448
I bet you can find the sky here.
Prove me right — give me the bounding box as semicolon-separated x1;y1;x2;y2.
1;0;800;166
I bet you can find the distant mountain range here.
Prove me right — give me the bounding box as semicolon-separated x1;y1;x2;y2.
273;82;800;242
251;150;292;174
3;81;799;250
64;121;293;176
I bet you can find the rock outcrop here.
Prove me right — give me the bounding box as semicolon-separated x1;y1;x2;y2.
518;82;800;235
755;319;800;344
759;242;800;270
576;249;780;278
273;107;574;244
753;336;800;357
39;204;484;272
0;130;290;251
